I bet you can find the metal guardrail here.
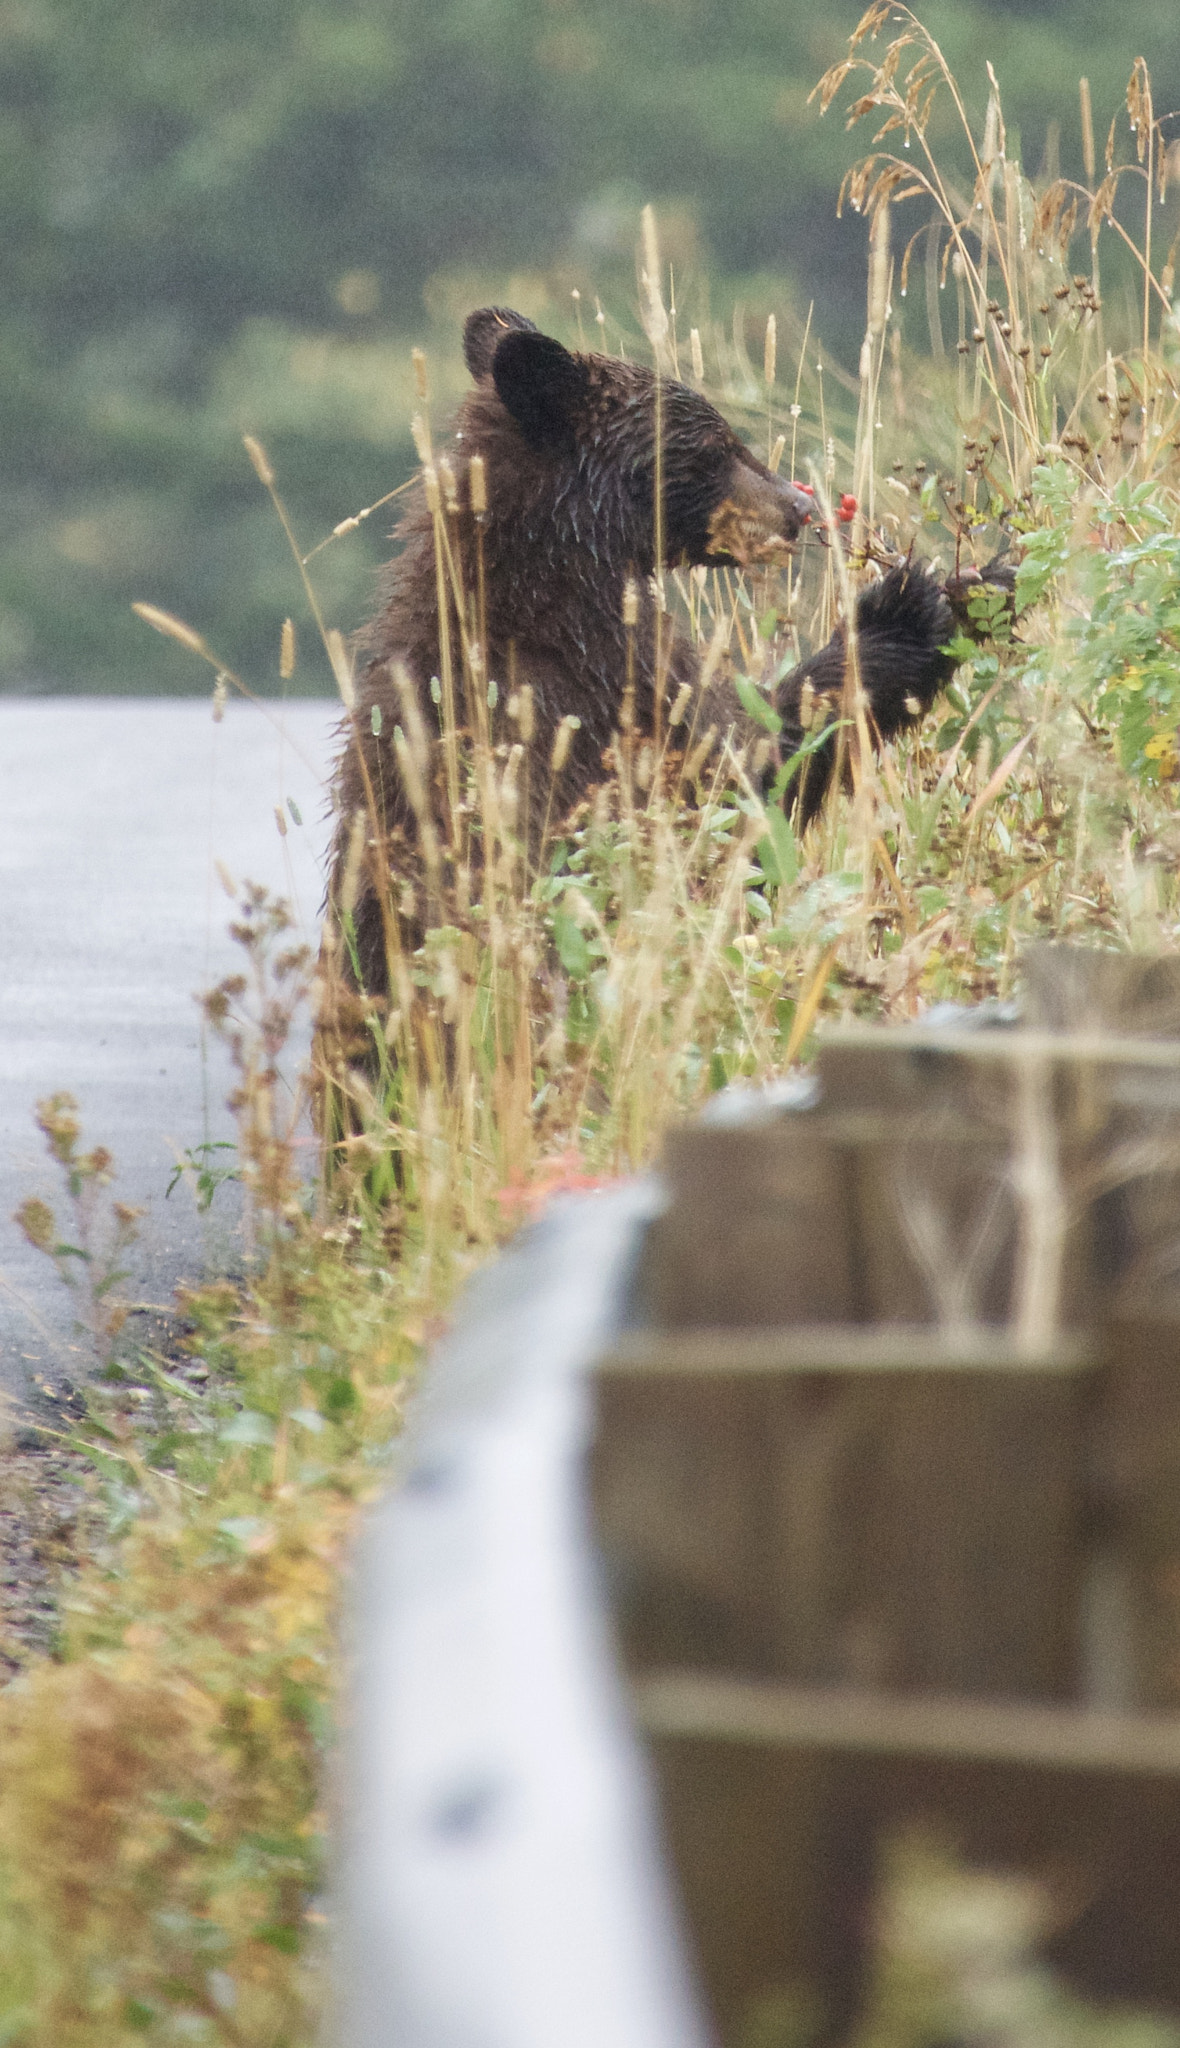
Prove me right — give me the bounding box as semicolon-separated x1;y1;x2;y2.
334;1180;714;2048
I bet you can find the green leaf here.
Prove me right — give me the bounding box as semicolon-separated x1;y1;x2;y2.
1117;688;1156;773
323;1375;358;1419
965;584;1012;640
1014;556;1057;613
218;1516;271;1549
916;884;950;919
220;1410;276;1447
290;1407;327;1434
757;805;799;888
255;1922;300;1954
552;908;591;977
769;717;841;804
734;672;782;735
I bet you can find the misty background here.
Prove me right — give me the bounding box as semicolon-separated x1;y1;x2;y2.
3;0;1178;698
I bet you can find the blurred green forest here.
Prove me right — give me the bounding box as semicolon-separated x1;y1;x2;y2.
3;0;1178;694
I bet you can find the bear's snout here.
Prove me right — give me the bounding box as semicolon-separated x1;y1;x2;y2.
705;460;813;566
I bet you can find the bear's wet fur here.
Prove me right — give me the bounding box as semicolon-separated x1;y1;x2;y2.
329;305;1005;997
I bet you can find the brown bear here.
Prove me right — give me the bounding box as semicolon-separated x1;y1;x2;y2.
328;305;1000;999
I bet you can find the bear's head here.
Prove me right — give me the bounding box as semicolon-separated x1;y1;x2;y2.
461;306;813;577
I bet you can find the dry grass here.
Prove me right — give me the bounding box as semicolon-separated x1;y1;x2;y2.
4;10;1180;2040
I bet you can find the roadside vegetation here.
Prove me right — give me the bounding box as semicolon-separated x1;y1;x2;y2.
4;12;1180;2041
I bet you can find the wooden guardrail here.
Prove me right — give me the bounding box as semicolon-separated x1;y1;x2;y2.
592;946;1180;2041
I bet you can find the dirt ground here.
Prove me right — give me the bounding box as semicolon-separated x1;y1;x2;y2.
0;1304;205;1680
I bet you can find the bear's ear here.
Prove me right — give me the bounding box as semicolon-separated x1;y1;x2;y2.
491;329;589;452
463;307;539;382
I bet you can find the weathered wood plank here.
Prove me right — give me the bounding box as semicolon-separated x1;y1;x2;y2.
819;1025;1180;1068
1022;943;1180;1037
1091;1314;1180;1711
635;1669;1180;1774
594;1340;1084;1697
642;1729;1180;2034
592;1376;780;1671
594;951;1180;2030
601;1328;1092;1374
637;1122;860;1328
763;1370;1082;1695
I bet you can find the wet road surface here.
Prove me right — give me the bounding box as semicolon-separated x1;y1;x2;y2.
1;697;339;1402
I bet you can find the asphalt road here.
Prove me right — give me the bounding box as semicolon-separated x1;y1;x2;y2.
0;697;340;1403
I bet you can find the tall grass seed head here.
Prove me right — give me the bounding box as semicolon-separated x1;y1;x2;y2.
550;713;581;776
